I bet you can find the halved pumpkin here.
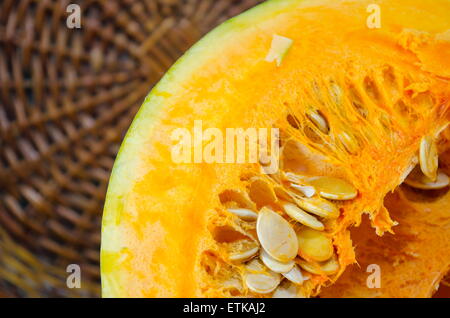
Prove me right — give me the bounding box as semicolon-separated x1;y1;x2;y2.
101;0;450;297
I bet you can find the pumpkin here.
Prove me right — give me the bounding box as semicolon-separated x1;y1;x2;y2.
101;0;450;297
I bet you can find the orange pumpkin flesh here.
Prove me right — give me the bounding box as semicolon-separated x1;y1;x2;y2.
321;129;450;298
101;0;450;297
321;186;450;297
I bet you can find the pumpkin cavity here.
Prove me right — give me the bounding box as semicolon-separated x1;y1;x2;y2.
199;69;449;298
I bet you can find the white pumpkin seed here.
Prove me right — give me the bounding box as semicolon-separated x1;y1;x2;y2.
298;260;321;275
256;207;298;262
294;197;339;219
290;184;316;198
419;136;438;181
283;203;324;231
282;264;308;285
405;167;449;190
307;110;329;134
298;256;339;275
308;176;357;200
284;172;305;184
244;259;281;294
319;257;340;275
330;82;343;104
272;281;305;298
229;246;260;262
227;208;258;221
260;249;295;273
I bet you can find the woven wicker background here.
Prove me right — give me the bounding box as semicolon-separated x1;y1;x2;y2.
0;0;263;297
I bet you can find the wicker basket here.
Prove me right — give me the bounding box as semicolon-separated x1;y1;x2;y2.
0;0;262;297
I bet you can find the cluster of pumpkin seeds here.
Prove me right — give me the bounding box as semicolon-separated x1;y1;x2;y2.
225;170;357;297
221;107;357;297
404;135;449;190
222;98;447;297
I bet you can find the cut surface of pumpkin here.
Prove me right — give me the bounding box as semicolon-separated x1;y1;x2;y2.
321;183;450;298
101;0;450;297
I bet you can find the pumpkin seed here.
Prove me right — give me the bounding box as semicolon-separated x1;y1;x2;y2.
229;246;259;262
294;197;339;219
298;260;321;275
283;172;303;183
297;228;334;262
283;203;324;231
244;259;281;294
320;256;340;275
256;207;298;262
227;208;258;221
298;256;339;275
338;131;358;154
419;136;438;181
330;82;343;104
290;184;316;198
307;110;329;134
282;264;308;285
308;176;357;200
404;167;449;190
272;281;305;298
260;249;295;273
